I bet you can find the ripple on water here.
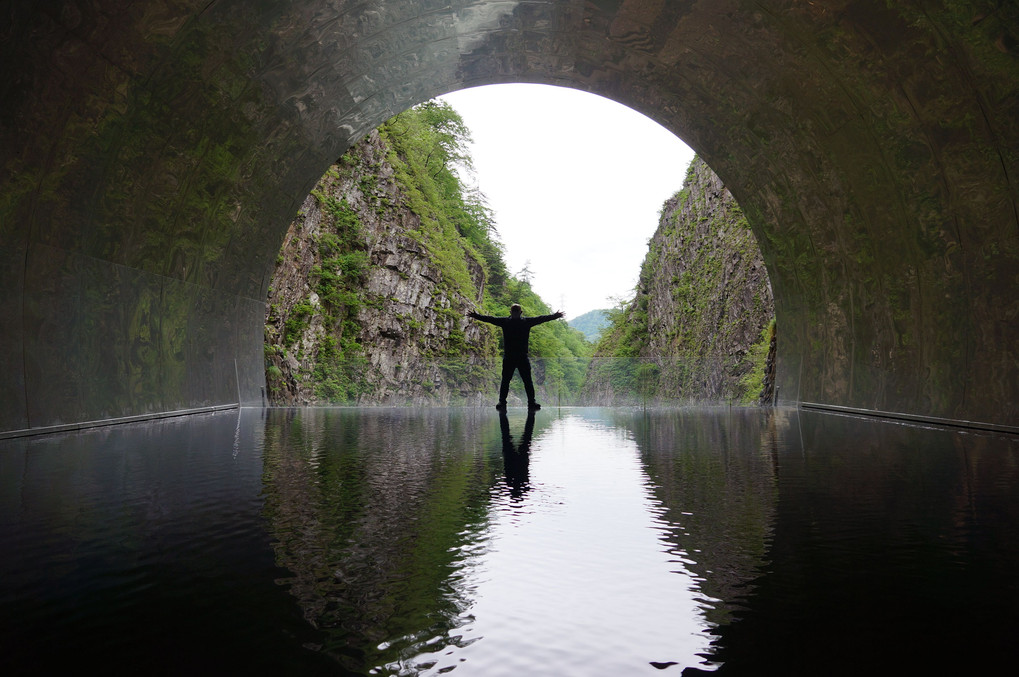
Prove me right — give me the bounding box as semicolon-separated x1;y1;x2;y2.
386;414;718;676
10;407;1012;674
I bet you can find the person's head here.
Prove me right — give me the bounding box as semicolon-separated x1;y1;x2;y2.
510;303;523;317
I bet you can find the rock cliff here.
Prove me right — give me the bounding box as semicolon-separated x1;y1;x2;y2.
586;157;775;404
266;114;770;407
264;129;496;405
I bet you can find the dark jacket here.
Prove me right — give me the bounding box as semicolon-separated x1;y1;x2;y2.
469;312;560;359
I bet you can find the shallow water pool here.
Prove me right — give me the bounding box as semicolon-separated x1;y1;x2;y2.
2;407;1017;675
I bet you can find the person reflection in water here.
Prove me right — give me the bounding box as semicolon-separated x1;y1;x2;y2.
500;409;535;499
468;303;565;410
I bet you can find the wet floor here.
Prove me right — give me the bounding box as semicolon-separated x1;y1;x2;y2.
1;407;1017;675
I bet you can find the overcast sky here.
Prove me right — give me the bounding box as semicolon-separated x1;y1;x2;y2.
438;83;695;318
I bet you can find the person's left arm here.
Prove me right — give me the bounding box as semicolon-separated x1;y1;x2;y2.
527;310;565;326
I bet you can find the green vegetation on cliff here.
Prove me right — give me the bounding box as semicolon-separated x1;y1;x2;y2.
586;156;775;404
266;112;774;408
307;193;372;401
381;102;591;402
264;101;590;404
380;101;507;301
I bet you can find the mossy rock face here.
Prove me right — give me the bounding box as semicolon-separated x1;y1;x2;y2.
587;156;776;405
3;1;1019;431
262;126;501;406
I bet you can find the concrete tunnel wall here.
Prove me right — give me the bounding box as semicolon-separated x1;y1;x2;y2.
1;0;1018;435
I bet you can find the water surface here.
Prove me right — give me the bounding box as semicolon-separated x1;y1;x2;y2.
2;407;1017;675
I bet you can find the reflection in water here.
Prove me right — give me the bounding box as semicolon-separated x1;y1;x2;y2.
0;409;334;675
261;408;720;675
1;406;1018;675
260;408;504;673
400;412;719;675
694;410;1019;676
603;408;783;631
499;409;535;499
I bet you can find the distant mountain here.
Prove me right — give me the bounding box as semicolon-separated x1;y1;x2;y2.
569;309;611;342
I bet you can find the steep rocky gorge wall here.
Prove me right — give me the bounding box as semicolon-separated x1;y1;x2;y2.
266;134;774;407
586;157;776;404
264;130;497;405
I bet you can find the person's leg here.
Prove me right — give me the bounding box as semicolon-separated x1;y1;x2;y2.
498;359;515;408
518;358;538;408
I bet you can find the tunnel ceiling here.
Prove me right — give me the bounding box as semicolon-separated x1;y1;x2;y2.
1;0;1018;434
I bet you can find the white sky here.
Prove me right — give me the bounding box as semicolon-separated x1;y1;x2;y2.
439;83;695;318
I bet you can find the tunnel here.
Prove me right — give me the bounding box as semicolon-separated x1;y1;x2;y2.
1;0;1017;436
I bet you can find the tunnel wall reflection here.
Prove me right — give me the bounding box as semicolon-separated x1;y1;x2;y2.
2;1;1018;434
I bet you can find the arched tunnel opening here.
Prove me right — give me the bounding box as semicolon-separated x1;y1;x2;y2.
262;84;770;409
2;0;1018;436
3;3;1019;671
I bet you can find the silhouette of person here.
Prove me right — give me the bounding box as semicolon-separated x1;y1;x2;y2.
468;303;564;410
499;409;535;499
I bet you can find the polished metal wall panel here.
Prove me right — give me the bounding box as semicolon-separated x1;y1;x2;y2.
155;277;232;411
235;296;269;406
0;239;29;432
185;283;240;407
18;244;259;429
78;254;165;421
22;244;86;428
155;275;196;413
